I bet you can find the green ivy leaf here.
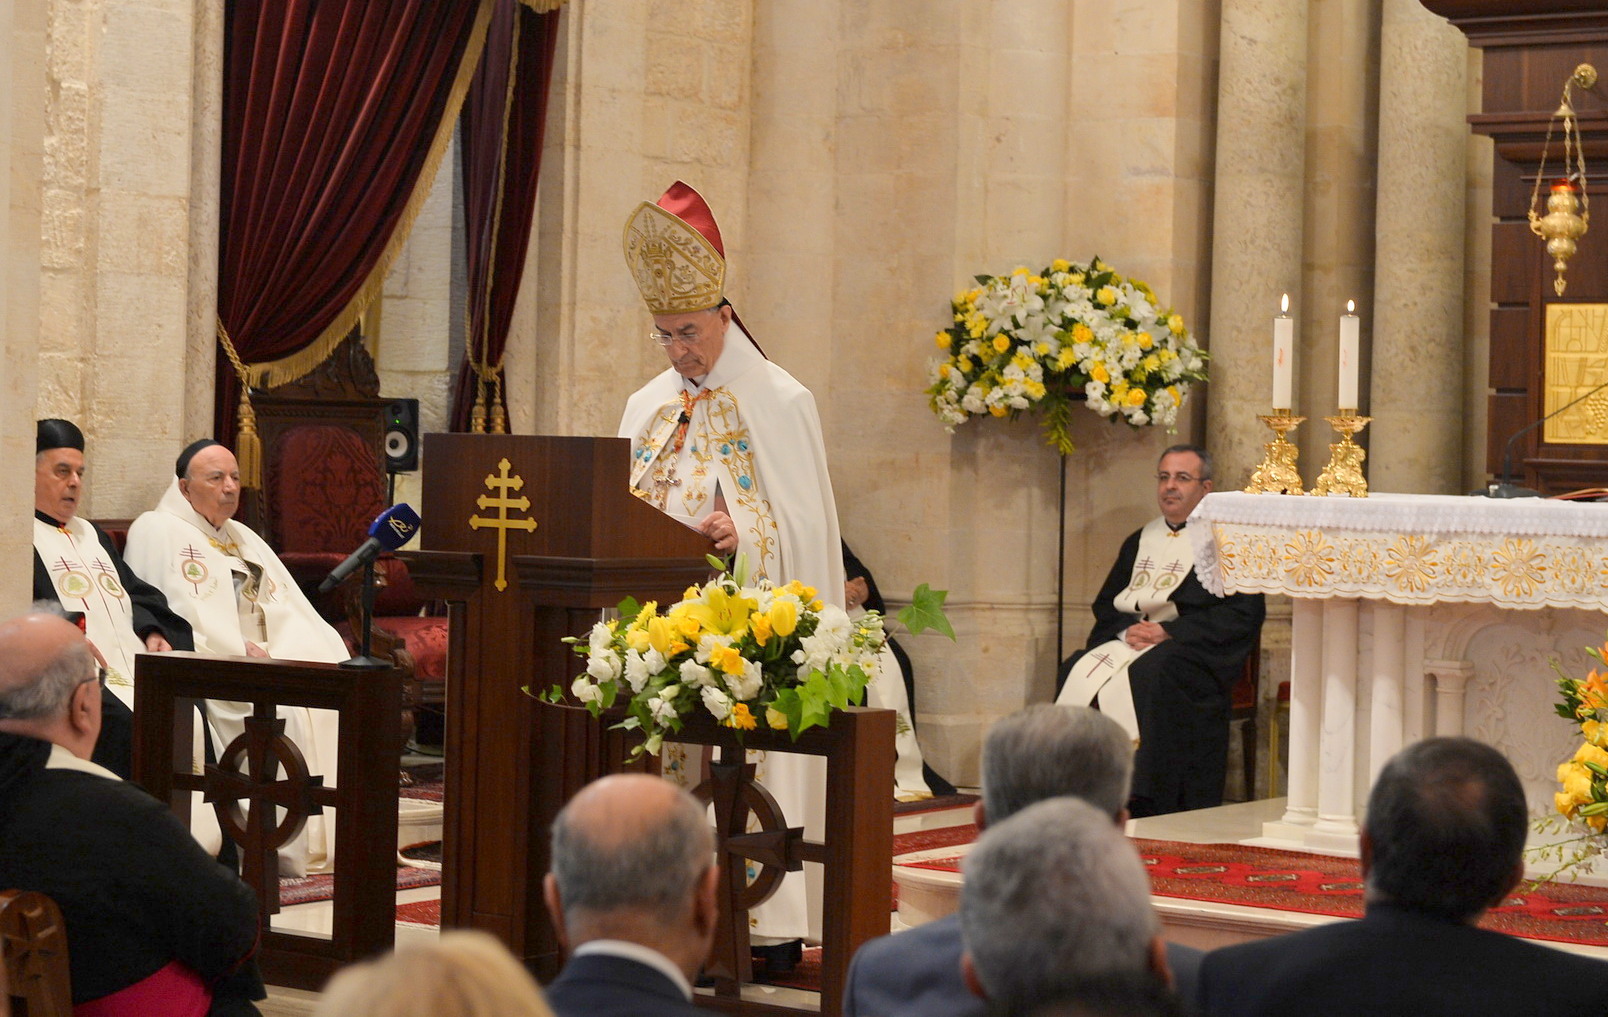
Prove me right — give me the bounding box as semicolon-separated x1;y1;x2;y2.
617;596;642;620
898;584;956;641
795;673;834;736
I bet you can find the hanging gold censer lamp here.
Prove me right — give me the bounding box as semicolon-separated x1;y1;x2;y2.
1528;64;1595;296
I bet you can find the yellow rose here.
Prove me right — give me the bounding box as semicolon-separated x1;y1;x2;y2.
1028;275;1045;288
1557;790;1580;818
709;643;747;676
1096;286;1117;306
768;598;798;638
1050;258;1071;273
1071;323;1093;345
1138;333;1154;350
1575;741;1608;769
935;331;952;350
989;405;1008;417
1561;762;1594;802
766;705;789;731
1585;719;1608;747
1126;388;1147;407
1090;363;1110;384
1167;313;1186;335
625;628;651;653
992;334;1010;354
938;363;953;379
957;356;973;373
750;614;774;645
1012;265;1029;277
1167;385;1181;403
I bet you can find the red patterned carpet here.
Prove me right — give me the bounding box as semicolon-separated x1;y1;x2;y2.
897;836;1608;948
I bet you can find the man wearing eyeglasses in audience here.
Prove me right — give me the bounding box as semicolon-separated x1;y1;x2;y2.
1055;444;1265;817
617;181;843;977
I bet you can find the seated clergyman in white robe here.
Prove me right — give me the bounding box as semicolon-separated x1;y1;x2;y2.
619;181;846;961
125;439;345;877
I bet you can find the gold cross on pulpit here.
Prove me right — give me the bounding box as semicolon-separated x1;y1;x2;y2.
468;457;539;591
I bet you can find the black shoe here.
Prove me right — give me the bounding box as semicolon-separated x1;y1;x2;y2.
751;939;803;980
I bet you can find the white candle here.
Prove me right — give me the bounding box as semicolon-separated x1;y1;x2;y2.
1338;300;1360;409
1272;294;1293;409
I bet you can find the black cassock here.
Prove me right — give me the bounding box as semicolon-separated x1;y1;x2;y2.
1056;523;1264;815
843;541;955;797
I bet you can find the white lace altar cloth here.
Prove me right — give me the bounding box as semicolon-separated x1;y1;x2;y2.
1188;491;1608;610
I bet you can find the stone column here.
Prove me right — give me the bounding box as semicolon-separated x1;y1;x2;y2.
1206;0;1310;489
1368;0;1467;494
39;0;200;517
185;0;224;443
2;0;45;616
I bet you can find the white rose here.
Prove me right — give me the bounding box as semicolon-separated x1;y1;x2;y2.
701;686;733;721
680;660;715;688
623;650;652;693
724;659;762;701
570;676;602;705
586;650;622;683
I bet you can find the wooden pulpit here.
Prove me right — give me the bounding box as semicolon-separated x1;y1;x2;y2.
406;434;714;975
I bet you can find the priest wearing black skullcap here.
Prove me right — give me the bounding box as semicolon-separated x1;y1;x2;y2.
31;418;193;778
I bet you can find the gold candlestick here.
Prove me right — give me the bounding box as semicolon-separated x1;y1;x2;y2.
1310;410;1371;497
1245;410;1306;495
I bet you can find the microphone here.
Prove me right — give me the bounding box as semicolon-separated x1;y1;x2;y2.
318;504;422;592
1476;378;1608;498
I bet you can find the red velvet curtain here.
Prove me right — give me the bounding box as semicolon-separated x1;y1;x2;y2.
216;0;490;447
450;0;564;432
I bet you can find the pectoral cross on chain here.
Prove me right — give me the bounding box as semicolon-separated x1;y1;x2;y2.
468;457;539;592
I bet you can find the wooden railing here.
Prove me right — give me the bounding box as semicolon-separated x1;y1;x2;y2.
133;653;401;991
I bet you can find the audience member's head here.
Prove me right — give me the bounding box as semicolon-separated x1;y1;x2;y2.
961;797;1167;1012
544;773;718;979
981;703;1134;826
175;439;241;528
35;418;87;523
0;610;100;760
313;930;552;1017
1362;736;1527;923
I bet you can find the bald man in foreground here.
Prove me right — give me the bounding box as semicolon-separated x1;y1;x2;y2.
542;774;718;1017
0;610;262;1014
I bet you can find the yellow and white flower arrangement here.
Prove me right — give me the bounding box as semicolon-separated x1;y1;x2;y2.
550;555;953;758
1534;636;1608;879
926;258;1208;453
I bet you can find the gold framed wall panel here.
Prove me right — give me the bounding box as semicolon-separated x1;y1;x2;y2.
1543;303;1608;445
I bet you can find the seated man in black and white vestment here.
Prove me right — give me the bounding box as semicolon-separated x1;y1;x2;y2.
1055;444;1263;816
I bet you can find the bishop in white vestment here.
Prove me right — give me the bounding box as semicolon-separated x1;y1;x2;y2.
1055;446;1264;816
620;182;845;955
125;440;346;876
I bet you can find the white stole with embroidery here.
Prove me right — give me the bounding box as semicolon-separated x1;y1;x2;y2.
1056;517;1194;740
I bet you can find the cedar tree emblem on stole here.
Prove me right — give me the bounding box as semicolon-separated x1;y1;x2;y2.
468;457;538;591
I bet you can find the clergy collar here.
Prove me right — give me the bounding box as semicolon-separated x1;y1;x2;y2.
34;509;70;528
1165;519;1188;533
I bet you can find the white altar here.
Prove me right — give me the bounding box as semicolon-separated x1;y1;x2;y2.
1190;491;1608;854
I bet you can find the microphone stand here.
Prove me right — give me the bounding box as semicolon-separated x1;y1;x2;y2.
340;558;392;670
1478;378;1608;498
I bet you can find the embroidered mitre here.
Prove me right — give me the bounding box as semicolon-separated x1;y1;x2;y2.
622;182;726;315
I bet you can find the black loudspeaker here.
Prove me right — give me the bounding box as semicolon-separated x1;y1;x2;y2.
384;398;420;473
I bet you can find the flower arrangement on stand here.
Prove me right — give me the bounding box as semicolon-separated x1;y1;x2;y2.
546;555;953;758
926;257;1208;454
1535;635;1608;879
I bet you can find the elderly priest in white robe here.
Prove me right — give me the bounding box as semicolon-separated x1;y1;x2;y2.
1055;444;1264;818
31;418;194;779
125;438;344;876
619;181;845;974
